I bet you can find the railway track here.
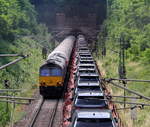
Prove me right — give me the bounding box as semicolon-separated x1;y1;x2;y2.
29;98;62;127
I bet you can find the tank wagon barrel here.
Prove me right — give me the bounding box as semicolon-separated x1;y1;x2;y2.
47;36;75;64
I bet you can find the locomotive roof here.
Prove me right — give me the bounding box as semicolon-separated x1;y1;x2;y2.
40;62;63;69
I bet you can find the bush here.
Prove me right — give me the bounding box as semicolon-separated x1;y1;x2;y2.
142;48;150;64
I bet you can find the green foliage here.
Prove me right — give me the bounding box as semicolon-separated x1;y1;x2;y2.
0;0;53;126
98;0;150;64
97;0;150;126
0;103;10;126
141;48;150;64
33;24;54;50
0;24;53;126
0;0;37;40
0;36;44;126
97;51;150;127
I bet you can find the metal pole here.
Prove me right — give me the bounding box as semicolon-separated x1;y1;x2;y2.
119;34;127;108
7;90;9;112
116;106;142;110
10;101;15;127
0;89;21;92
110;95;141;99
111;100;150;106
0;54;21;57
107;78;150;83
0;99;30;105
123;36;126;108
10;91;15;127
0;56;28;70
109;81;150;101
107;0;109;18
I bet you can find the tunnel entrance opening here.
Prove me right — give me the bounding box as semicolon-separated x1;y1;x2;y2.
69;29;83;37
31;0;107;39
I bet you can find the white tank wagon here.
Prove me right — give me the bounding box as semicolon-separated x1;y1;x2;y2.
47;36;75;67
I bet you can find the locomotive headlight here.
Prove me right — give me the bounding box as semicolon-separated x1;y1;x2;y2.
40;82;46;86
57;82;62;86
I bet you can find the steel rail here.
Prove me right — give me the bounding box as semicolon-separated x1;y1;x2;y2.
28;98;44;127
109;81;150;101
106;78;150;83
28;99;59;127
0;55;28;70
48;99;60;127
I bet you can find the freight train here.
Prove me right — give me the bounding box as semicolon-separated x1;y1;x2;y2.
68;35;119;127
39;36;76;98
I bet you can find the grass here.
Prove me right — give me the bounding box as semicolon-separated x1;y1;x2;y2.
96;50;150;127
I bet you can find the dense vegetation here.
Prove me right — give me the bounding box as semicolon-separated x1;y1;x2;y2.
0;0;37;40
0;0;52;126
97;0;150;127
98;0;150;63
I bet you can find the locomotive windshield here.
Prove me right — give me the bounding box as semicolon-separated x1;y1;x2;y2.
40;67;62;76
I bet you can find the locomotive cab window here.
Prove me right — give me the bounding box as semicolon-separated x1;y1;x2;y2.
40;67;62;76
40;68;49;76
